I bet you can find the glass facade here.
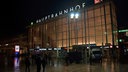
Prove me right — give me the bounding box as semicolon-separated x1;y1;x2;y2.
28;1;118;51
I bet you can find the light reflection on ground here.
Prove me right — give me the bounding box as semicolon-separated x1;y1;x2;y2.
14;57;20;72
0;56;128;72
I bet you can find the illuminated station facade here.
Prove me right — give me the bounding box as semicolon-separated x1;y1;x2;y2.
28;0;118;56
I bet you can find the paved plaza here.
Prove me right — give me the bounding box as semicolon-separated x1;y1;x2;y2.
0;57;128;72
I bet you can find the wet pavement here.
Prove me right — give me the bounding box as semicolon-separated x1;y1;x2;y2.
0;56;128;72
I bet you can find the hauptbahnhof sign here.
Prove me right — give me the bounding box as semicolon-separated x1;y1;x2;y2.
32;0;103;24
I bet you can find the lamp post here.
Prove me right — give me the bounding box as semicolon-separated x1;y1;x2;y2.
67;12;79;52
70;12;79;45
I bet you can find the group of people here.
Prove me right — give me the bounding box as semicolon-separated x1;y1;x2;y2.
35;53;47;72
64;50;82;65
24;52;53;72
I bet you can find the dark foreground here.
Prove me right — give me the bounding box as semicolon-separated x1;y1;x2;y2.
0;56;128;72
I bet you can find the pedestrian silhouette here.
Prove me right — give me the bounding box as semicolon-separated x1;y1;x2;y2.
41;53;47;72
35;54;42;72
65;53;69;66
25;55;30;72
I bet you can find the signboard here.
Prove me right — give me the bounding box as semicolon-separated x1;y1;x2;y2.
33;0;104;24
15;45;20;52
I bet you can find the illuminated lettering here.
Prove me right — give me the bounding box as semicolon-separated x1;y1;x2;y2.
33;1;101;24
55;13;58;17
38;19;41;22
59;11;63;15
51;14;54;18
47;15;50;19
75;5;81;10
36;20;39;23
45;16;47;20
64;9;68;14
41;18;44;21
82;3;85;8
70;7;74;12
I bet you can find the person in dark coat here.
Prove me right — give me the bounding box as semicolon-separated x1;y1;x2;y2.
41;53;47;72
25;56;30;72
35;54;42;72
65;53;69;66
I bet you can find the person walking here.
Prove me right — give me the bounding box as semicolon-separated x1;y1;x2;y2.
41;53;47;72
65;52;69;66
24;55;30;72
35;54;42;72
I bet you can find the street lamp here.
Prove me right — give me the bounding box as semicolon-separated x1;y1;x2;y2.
70;13;79;19
71;12;79;45
67;12;79;52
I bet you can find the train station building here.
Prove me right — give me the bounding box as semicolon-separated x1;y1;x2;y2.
28;0;118;54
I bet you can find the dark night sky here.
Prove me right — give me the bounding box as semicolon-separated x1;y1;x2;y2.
0;0;128;39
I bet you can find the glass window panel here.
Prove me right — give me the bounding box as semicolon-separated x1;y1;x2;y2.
71;39;75;45
89;18;94;27
51;34;56;41
102;26;106;34
62;24;68;32
77;23;83;29
90;36;96;44
96;40;102;46
77;21;81;25
60;25;63;32
107;29;112;35
59;19;62;26
83;29;85;37
81;12;85;21
103;35;106;45
61;18;64;25
95;16;101;26
78;37;83;45
56;26;59;32
89;27;95;36
63;18;68;25
94;8;100;17
101;16;105;25
86;37;89;44
63;40;67;47
83;37;86;44
51;41;56;47
78;29;83;37
58;40;62;47
71;30;75;38
86;19;89;27
96;36;103;46
85;11;88;19
107;24;112;35
105;4;110;14
86;28;89;36
82;21;85;29
71;23;75;30
100;7;104;16
106;15;111;24
96;26;102;36
56;20;60;26
108;35;112;45
63;32;67;39
58;33;62;40
87;10;94;18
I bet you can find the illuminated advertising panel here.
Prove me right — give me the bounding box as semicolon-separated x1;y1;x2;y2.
15;45;20;52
